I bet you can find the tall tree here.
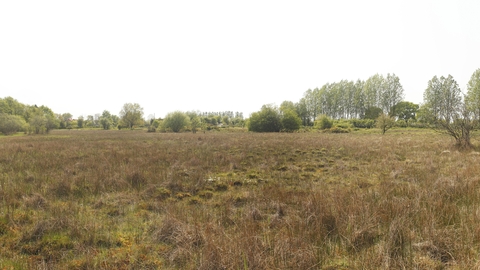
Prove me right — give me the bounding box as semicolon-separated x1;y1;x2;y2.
423;75;472;148
465;68;480;119
119;103;144;129
381;73;404;114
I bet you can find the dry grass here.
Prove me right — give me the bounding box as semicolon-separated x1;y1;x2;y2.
0;129;480;269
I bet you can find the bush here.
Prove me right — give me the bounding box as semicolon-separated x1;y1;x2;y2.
323;126;350;133
282;110;302;132
314;115;333;130
163;111;190;133
0;113;26;135
351;119;375;129
248;105;282;132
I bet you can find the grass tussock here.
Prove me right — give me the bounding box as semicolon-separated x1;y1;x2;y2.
1;129;480;268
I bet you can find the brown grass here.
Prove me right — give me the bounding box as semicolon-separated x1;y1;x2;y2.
0;129;480;268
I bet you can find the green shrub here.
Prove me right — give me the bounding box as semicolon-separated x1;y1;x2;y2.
315;115;333;130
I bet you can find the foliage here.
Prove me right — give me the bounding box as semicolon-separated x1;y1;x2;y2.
248;105;282;132
422;75;473;148
350;119;375;128
465;68;480;119
119;103;144;129
0;113;26;135
314;115;333;130
390;101;419;125
58;113;73;129
163;111;190;132
363;107;383;120
281;109;302;132
376;113;395;134
77;116;84;128
99;110;114;130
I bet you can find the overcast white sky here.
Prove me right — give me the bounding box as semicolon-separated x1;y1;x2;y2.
1;1;480;119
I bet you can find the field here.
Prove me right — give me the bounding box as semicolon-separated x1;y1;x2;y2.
1;129;480;269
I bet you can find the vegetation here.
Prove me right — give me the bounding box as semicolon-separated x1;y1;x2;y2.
119;103;144;129
162;111;190;132
1;129;480;268
376;113;395;135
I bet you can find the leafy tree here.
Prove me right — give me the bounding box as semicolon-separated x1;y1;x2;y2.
163;111;190;132
119;103;144;129
295;98;310;126
0;113;26;135
466;68;480;119
390;101;419;126
376;113;395;134
423;75;473;148
58;113;73;129
363;107;383;120
0;97;25;116
363;74;384;110
280;100;296;114
423;75;462;123
186;111;201;133
77;116;84;128
27;106;58;134
281;109;302;132
248;105;282;132
380;74;405;114
99;110;113;130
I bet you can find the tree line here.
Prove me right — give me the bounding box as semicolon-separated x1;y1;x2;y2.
1;69;479;145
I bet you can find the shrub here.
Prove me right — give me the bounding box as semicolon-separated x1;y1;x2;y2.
314;115;333;130
0;113;26;135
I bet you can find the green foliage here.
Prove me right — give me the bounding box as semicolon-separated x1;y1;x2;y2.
423;75;462;124
466;68;480;118
77;116;84;128
163;111;190;132
281;109;302;132
100;110;114;130
376;113;395;134
248;105;282;132
27;106;59;134
119;103;144;129
314;115;333;130
350;119;375;128
0;113;26;135
390;101;419;125
363;107;383;120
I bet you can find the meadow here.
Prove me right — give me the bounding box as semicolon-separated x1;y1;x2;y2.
1;129;480;269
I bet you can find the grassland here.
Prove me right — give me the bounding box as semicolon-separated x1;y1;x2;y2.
1;129;480;269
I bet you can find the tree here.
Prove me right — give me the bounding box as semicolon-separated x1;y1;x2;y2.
0;113;26;135
163;111;190;132
363;107;383;120
281;109;302;132
390;101;419;126
423;75;473;148
58;113;73;129
99;110;113;130
77;116;84;128
27;106;58;134
466;68;480;119
381;73;405;114
376;113;395;134
119;103;144;129
186;111;201;133
247;105;282;132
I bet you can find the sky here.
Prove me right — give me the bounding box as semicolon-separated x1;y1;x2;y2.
1;1;480;119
